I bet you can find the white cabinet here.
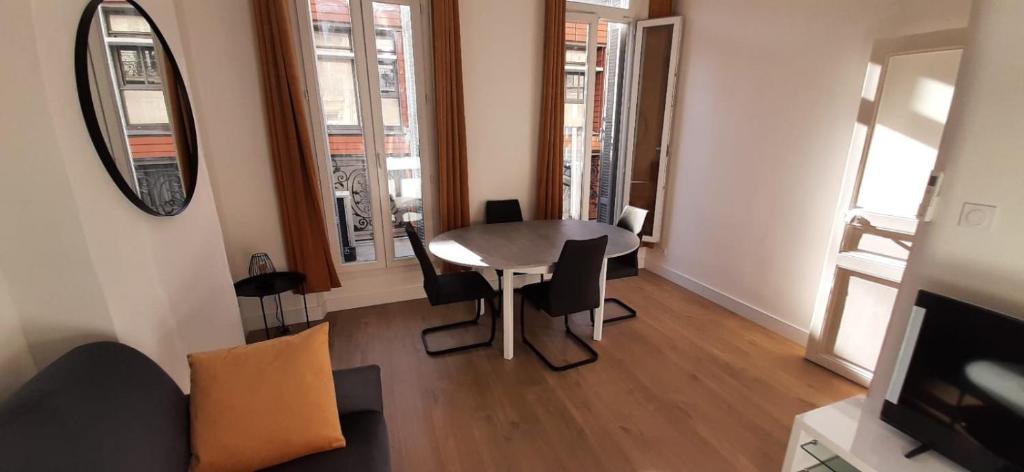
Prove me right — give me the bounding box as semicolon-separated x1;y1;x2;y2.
783;395;966;472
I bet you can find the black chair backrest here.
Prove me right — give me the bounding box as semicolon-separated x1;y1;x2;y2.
616;206;649;235
405;223;438;290
485;199;524;224
547;236;609;315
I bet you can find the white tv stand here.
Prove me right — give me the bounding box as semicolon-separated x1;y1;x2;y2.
782;395;966;472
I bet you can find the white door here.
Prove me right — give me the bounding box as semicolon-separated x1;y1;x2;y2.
621;16;682;241
807;31;966;385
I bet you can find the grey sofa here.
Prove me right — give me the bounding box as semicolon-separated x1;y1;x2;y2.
0;342;390;472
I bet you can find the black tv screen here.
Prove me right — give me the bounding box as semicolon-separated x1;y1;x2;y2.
881;291;1024;472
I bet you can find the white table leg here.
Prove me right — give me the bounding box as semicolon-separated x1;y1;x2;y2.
594;258;607;341
502;270;515;360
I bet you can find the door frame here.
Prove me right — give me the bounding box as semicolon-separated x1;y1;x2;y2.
620;16;683;242
806;28;968;386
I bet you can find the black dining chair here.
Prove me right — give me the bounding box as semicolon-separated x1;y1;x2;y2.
484;199;540;291
406;223;498;356
598;206;649;324
519;236;608;371
485;199;524;224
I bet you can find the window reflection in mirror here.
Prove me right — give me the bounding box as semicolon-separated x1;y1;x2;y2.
85;1;191;215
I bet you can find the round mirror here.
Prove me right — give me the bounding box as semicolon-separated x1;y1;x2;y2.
75;0;197;216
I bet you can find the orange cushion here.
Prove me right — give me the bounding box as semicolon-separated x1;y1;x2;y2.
187;323;344;472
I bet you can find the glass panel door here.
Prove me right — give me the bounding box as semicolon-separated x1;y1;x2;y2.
563;19;593;220
300;0;430;269
562;15;631;222
622;17;682;241
807;44;964;385
364;1;425;261
308;0;383;266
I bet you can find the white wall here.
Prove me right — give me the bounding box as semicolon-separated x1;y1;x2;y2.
173;0;306;332
0;0;244;394
461;0;544;221
0;270;37;397
183;0;555;332
867;0;1024;413
646;0;971;344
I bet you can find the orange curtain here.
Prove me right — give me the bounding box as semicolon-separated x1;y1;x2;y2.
431;0;471;233
649;0;672;18
535;0;565;220
253;0;341;293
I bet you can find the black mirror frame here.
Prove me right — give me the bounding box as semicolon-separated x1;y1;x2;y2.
74;0;198;217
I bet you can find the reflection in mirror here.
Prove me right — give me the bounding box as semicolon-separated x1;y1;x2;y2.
76;0;197;216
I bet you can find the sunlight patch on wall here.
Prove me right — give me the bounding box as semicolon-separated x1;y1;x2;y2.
911;76;956;124
856;125;938;217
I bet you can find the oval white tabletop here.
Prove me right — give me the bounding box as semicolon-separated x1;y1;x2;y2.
428;220;641;360
429;220;640;272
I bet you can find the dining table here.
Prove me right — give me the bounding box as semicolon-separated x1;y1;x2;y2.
428;219;641;360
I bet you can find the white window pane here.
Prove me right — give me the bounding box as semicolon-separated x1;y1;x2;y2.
381;97;401;127
316;26;351;49
570;0;629;9
832;273;898;371
376;34;396;53
565;48;587;65
123;90;169;125
316;58;360;127
107;13;152;34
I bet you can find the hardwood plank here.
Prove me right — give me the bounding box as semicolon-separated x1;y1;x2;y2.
323;270;862;471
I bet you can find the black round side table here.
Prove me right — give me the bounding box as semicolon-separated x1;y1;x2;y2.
233;271;310;340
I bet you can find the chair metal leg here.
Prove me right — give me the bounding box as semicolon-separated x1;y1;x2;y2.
421;298;497;356
521;302;599;371
596;297;637;324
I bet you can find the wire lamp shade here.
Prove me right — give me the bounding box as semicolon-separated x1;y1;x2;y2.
248;253;276;276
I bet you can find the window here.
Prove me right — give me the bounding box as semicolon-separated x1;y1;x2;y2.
96;4;185;215
313;22;353;49
302;0;429;268
565;71;586;103
570;0;629;8
376;58;402;128
104;8;169;132
316;57;361;128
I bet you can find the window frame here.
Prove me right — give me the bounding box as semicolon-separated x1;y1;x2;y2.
294;0;437;273
102;6;172;134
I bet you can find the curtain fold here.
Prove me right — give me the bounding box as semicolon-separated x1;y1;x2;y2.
431;0;471;233
535;0;566;220
253;0;341;293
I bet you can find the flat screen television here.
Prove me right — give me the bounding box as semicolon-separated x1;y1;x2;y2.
882;290;1024;472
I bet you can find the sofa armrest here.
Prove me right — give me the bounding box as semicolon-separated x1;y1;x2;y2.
332;365;384;415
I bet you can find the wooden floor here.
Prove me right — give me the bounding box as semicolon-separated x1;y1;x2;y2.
324;270;863;471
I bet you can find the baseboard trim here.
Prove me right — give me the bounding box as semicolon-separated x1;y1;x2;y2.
325;285;426;312
646;261;809;346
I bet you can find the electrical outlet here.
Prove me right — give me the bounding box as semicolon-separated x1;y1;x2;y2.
958;203;996;230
